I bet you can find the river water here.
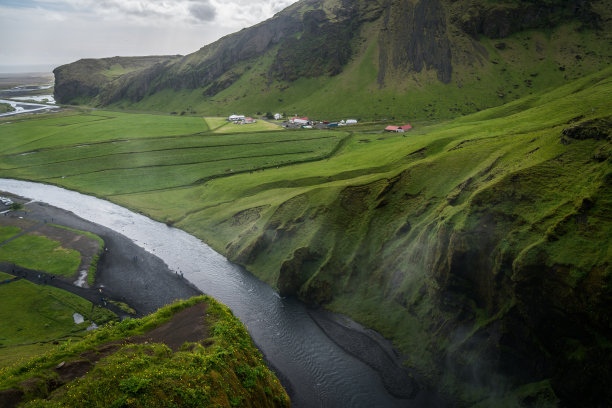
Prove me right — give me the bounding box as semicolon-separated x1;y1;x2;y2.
0;84;57;117
0;179;419;408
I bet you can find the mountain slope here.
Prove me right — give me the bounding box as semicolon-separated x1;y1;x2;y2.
54;0;612;121
108;68;611;407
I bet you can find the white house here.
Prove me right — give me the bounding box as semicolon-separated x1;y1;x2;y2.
291;117;309;125
229;114;245;121
346;119;358;125
274;113;283;120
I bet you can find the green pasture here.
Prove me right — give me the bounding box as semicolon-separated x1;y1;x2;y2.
210;118;282;133
0;271;114;368
0;234;81;277
0;226;21;242
0;110;347;195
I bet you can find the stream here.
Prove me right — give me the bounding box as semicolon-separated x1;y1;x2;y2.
0;84;57;117
0;179;422;408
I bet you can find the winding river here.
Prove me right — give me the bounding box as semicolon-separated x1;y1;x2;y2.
0;179;421;408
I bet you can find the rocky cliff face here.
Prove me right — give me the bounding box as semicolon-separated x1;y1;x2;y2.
54;0;609;111
217;100;612;406
53;56;179;105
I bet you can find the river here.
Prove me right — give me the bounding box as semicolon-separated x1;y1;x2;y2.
0;84;57;117
0;179;427;408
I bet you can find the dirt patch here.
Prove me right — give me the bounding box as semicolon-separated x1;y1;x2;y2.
128;302;209;351
53;360;92;383
0;388;24;408
0;217;35;231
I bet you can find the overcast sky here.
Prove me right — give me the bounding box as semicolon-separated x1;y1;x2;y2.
0;0;296;72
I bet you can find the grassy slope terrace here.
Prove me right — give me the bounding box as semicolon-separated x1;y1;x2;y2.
0;296;289;407
0;68;610;405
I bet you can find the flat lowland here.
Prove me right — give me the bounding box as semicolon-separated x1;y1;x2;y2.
0;271;114;368
0;110;346;196
0;217;102;284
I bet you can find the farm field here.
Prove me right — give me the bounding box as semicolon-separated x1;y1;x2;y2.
0;110;347;195
0;271;114;368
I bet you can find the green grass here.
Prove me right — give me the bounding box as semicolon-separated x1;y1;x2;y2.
49;224;104;285
0;112;346;195
0;226;21;242
0;103;15;114
0;273;116;368
213;119;282;133
0;235;81;277
0;296;289;407
112;19;611;124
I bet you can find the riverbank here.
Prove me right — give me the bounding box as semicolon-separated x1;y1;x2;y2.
1;194;201;315
0;181;440;407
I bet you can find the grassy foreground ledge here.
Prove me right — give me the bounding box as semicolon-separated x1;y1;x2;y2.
0;296;290;408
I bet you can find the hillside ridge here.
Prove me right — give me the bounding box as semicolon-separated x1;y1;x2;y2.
54;0;612;120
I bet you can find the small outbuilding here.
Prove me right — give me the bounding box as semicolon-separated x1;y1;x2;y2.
385;126;399;132
400;124;412;131
346;119;358;125
274;113;283;120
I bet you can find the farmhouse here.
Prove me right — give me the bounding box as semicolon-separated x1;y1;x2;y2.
291;117;309;125
384;124;413;133
228;114;245;122
244;117;256;124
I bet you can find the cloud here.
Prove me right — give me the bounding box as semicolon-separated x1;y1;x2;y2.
189;0;217;22
0;0;299;68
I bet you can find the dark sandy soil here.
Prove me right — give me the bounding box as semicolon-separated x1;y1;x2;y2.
1;195;201;315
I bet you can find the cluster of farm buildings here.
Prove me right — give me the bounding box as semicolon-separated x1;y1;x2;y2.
227;113;412;132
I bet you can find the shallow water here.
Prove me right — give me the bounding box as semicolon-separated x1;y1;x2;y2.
0;84;57;117
0;179;415;408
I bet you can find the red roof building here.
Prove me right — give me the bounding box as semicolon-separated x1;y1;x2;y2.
385;126;399;132
400;124;412;131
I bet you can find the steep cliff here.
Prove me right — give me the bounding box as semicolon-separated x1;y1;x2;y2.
154;68;611;406
54;0;612;120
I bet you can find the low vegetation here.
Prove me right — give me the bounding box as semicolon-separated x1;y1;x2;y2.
0;235;81;277
0;271;116;368
0;296;289;407
0;65;610;407
0;103;15;114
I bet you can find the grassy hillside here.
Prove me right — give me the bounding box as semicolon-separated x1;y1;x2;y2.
53;0;612;122
2;68;611;406
0;296;289;407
